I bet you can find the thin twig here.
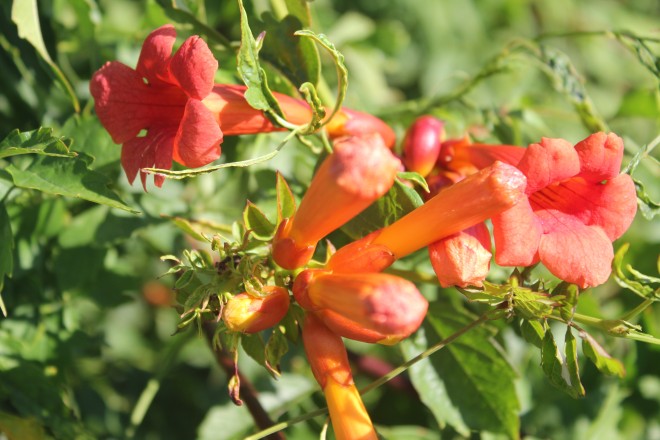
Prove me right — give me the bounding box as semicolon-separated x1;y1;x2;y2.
202;322;285;440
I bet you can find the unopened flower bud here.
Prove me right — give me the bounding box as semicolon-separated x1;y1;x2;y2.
272;135;401;270
326;230;395;273
326;108;396;148
402;115;444;177
222;286;290;333
428;223;492;288
294;270;428;345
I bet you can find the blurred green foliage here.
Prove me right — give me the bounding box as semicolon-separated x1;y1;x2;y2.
0;0;658;439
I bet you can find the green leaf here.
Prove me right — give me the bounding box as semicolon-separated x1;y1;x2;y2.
400;328;470;436
11;0;80;112
59;115;121;173
564;327;585;397
612;243;660;300
0;203;13;316
397;171;430;193
276;171;296;222
237;0;283;115
265;328;288;376
540;327;584;398
166;216;210;243
259;13;321;87
294;30;348;127
342;179;424;239
424;302;520;438
580;331;625;377
4;155;138;214
519;319;546;349
241;333;266;367
0;128;77;159
243;201;275;241
633;177;660;220
284;0;312;27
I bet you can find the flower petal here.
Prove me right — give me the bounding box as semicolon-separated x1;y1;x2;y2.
136;24;177;85
169;35;217;100
492;198;542;266
517;137;580;194
429;223;492;288
574;132;624;182
172;99;223;168
90;62;152;143
121;128;175;189
536;210;614;287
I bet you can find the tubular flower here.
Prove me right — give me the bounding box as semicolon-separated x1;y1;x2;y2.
325;108;396;149
428;223;492;288
402;115;445;177
436;135;526;176
328;161;526;272
222;286;290;333
492;133;638;287
302;313;377;440
272;134;401;270
294;269;428;345
90;24;311;188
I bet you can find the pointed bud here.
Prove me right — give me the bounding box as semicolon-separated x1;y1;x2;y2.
326;108;396;148
294;270;428;344
429;223;492;287
302;313;377;440
370;161;526;259
272;135;401;269
222;286;290;333
402;115;444;177
326;230;395;273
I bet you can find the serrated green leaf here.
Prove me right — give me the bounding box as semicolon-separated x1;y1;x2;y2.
580;331;625;377
424;302;520;438
400;328;470;436
241;333;266;367
11;0;79;112
259;13;320;87
5;155;138;214
565;327;585;397
236;0;283;115
0;203;13;316
294;29;348;126
243;201;275;240
276;171;296;223
265;328;288;376
0;128;77;159
342;179;424;239
613;243;660;300
541;327;583;398
519;319;546;349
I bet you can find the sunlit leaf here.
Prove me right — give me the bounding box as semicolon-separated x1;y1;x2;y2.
519;319;546;349
541;327;584;398
424;302;520;438
4;155;138;214
580;330;626;378
0;127;76;159
243;201;275;241
276;171;296;223
613;243;660;300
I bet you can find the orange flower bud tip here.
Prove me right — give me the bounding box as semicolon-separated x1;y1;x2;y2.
222;286;290;333
272;218;316;270
326;230;395;273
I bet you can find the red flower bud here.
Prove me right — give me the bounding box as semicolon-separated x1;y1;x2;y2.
326;108;396;149
402;115;444;177
222;286;290;333
294;270;428;344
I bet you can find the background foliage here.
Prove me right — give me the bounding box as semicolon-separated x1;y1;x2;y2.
0;0;659;439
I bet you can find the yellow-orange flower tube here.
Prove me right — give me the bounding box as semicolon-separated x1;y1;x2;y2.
221;286;290;333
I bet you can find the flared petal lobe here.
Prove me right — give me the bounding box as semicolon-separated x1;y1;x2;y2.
136;24;177;85
173;99;223;168
169;35;217;100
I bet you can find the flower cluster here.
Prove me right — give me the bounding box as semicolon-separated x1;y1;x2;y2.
91;26;639;439
400;117;638;288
